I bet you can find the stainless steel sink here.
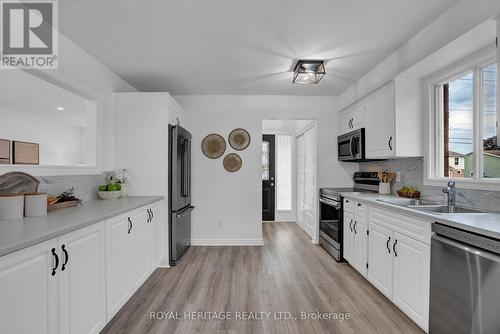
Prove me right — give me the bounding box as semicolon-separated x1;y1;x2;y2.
377;198;441;206
410;205;483;214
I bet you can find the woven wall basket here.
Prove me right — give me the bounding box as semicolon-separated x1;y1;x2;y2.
223;153;242;172
228;128;250;151
201;134;226;159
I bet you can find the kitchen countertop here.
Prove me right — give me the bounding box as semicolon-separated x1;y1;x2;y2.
341;192;500;240
0;196;163;257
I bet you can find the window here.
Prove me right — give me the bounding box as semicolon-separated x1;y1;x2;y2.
276;135;292;211
429;56;499;187
262;141;269;181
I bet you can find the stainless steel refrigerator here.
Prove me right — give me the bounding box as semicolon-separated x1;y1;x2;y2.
168;124;194;266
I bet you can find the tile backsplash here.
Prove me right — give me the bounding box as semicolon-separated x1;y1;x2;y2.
37;174;105;202
360;158;500;213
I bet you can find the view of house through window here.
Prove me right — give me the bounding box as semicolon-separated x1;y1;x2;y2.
437;62;498;181
276;135;292;211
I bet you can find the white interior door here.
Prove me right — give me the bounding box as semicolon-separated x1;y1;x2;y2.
296;135;305;230
296;125;317;241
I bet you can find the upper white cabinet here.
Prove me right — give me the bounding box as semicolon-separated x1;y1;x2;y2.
340;79;422;159
340;101;365;133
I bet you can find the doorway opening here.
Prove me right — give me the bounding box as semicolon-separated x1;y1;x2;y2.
261;119;317;241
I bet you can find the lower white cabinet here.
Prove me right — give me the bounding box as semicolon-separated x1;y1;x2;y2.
343;212;354;263
0;201;163;334
105;204;160;320
0;239;58;334
352;217;368;277
393;232;430;331
59;223;106;334
0;223;107;334
367;222;394;298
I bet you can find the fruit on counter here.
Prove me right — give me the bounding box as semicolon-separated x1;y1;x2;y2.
396;186;421;199
98;183;121;192
99;185;107;191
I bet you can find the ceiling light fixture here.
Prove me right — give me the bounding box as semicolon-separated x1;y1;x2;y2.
56;107;64;111
292;60;326;84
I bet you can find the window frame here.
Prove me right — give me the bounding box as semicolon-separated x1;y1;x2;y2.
424;48;499;191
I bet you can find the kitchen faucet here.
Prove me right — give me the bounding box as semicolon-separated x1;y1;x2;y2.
442;180;456;208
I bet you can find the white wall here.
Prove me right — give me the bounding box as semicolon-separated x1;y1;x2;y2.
0;107;85;165
4;33;137;175
176;95;357;244
340;0;500;108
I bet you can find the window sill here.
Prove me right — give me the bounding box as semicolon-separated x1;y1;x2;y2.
424;177;500;191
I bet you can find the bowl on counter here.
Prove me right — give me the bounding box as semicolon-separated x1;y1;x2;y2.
98;191;122;200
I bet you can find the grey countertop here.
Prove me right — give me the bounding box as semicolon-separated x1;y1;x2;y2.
0;196;163;257
341;192;500;240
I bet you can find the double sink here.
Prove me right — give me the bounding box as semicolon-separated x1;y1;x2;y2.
376;198;483;214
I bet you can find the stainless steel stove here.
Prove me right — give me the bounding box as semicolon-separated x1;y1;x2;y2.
319;172;380;261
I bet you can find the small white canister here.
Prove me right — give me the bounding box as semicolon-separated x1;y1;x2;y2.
24;193;48;217
0;194;24;220
379;183;391;195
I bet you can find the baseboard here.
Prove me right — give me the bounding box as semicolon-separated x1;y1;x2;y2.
191;239;264;246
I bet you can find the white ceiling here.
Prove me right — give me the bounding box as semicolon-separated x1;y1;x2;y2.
59;0;457;96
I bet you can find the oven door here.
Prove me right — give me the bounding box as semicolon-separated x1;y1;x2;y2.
319;197;342;260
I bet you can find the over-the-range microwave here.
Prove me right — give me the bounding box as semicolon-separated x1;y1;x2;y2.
338;128;365;162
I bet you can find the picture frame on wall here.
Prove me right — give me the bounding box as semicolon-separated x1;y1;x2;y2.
12;141;39;165
0;139;10;164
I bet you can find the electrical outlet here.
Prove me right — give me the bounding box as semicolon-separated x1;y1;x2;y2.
395;172;401;182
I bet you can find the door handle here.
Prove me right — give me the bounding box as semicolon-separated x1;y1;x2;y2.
393;239;398;257
353;221;357;234
386;236;391;253
61;244;69;271
128;217;132;234
270;183;274;187
349;219;353;232
51;248;59;276
176;206;195;218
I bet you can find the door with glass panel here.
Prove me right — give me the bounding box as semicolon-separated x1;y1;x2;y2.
262;135;275;221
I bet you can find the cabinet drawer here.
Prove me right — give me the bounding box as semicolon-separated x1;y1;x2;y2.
343;198;354;213
354;201;368;219
370;207;431;245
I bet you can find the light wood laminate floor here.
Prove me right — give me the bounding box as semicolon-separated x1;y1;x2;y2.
102;223;423;334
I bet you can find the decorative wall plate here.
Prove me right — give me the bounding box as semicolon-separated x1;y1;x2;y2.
223;153;242;173
228;128;251;151
201;134;226;159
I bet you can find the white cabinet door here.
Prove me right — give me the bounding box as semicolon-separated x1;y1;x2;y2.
59;223;106;334
0;239;58;334
130;210;153;290
367;222;394;299
105;215;133;319
343;212;354;263
340;103;365;133
393;232;430;332
150;205;163;268
365;83;395;159
352;217;368;277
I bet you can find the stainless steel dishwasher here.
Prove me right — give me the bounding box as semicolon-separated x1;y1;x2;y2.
429;223;500;334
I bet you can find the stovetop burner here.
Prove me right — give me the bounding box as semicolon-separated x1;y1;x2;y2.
320;172;380;200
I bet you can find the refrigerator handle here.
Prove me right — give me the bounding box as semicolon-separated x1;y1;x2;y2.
187;139;191;198
181;138;189;198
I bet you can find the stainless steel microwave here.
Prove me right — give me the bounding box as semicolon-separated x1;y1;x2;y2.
338;128;365;162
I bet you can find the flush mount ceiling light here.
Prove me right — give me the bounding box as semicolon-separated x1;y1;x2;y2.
292;60;326;84
56;106;64;111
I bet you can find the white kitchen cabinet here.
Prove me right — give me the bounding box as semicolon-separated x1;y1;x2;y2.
364;82;395;159
367;222;394;299
0;239;58;334
340;102;365;133
105;214;133;319
150;204;163;268
59;223;106;334
340;79;422;159
343;212;354;263
393;232;430;332
351;217;368;277
105;204;160;320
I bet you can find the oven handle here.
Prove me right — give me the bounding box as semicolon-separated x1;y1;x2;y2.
349;136;354;158
319;197;341;209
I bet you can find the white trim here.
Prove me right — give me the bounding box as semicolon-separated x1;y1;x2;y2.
295;121;315;137
424;46;499;190
190;239;264;246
